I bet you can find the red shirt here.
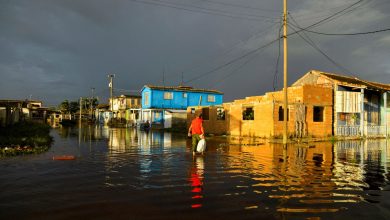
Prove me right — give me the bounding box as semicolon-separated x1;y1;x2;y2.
191;118;203;135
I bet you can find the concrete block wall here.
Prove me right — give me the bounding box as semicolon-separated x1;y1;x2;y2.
186;106;228;135
186;84;334;138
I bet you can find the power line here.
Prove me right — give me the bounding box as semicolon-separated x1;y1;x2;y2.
114;88;141;93
289;24;390;36
174;22;280;81
198;0;280;13
128;0;279;22
273;20;283;91
184;37;279;83
288;0;366;35
210;49;262;89
288;15;354;75
156;0;279;19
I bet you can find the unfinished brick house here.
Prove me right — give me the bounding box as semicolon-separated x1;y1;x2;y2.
188;70;390;138
188;83;333;138
293;70;390;137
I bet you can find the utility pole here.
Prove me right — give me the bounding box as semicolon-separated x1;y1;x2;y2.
108;74;115;111
79;97;82;124
283;0;288;144
90;87;95;119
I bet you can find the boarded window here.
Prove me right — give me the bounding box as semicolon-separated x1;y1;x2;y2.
202;108;209;120
278;106;289;121
217;107;225;120
164;92;173;100
243;107;254;120
313;106;324;122
144;92;150;106
208;95;215;102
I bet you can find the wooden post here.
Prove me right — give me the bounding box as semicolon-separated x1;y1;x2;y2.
283;0;288;144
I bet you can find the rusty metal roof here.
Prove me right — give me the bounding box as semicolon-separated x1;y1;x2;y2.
313;70;390;91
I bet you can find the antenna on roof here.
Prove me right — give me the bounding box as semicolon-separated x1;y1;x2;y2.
180;72;184;86
163;67;165;87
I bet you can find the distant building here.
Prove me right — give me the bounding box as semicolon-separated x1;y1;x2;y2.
141;85;223;129
95;104;112;125
109;94;141;125
0;99;48;127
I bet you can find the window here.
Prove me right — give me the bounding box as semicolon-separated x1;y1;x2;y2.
313;106;324;122
278;106;289;121
164;92;173;100
144;92;150;106
183;93;187;98
387;94;390;108
202;108;209;120
207;95;215;102
243;107;254;120
131;99;135;105
217;107;225;120
191;108;195;114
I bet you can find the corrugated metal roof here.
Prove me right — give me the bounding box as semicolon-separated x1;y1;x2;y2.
143;85;223;94
313;70;390;91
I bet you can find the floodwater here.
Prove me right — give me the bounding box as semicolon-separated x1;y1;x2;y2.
1;126;390;220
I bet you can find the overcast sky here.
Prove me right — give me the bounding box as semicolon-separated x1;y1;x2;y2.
0;0;389;106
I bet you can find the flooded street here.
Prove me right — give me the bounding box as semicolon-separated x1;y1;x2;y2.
1;125;390;220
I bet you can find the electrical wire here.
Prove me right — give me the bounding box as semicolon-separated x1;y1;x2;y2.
198;0;280;13
288;15;354;75
155;0;279;19
128;0;279;22
288;24;390;36
273;20;283;91
184;37;279;84
288;0;366;36
210;49;262;89
171;22;280;82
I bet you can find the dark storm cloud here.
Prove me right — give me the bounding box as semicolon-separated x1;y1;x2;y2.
0;0;389;106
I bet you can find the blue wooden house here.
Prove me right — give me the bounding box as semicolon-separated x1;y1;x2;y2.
140;85;223;128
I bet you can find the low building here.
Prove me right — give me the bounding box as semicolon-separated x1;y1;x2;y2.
108;94;142;126
293;70;390;137
188;84;333;138
0;99;48;127
95;104;112;124
141;85;223;129
189;70;390;138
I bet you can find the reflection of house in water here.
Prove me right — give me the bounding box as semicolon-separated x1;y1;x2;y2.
223;141;386;212
107;129;177;151
334;140;389;190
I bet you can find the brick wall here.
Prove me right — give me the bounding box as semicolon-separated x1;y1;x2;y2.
187;85;334;138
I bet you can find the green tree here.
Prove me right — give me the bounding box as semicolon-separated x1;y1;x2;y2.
69;101;79;114
59;100;70;113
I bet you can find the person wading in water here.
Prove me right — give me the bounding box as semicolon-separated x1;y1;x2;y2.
188;113;204;155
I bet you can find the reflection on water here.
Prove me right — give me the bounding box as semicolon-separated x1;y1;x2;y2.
0;125;389;220
190;156;204;209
